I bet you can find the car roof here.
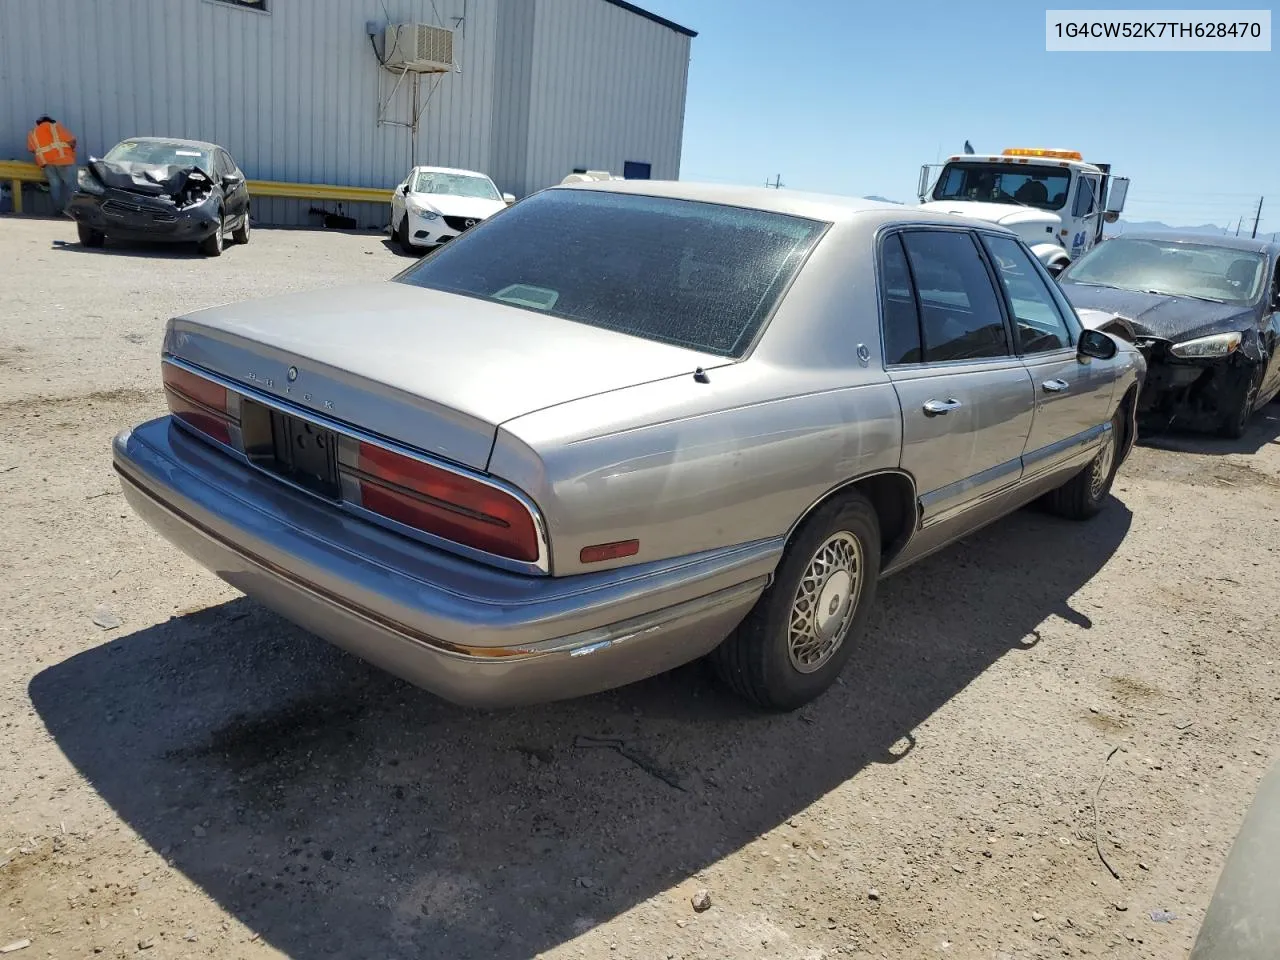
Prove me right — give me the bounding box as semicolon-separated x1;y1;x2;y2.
549;179;1013;233
116;136;223;153
1107;230;1280;256
410;165;495;178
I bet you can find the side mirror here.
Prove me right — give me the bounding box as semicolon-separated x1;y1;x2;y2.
400;183;410;195
221;174;241;189
1103;211;1120;224
1047;261;1067;278
502;192;515;205
1078;329;1118;360
917;164;932;202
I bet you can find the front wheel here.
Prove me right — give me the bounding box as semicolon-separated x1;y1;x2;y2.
711;494;881;711
231;209;250;244
77;223;105;248
199;213;224;257
396;214;414;252
1043;409;1122;520
1218;364;1262;439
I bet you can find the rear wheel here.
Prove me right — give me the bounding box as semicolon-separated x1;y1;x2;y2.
199;212;224;257
1043;409;1122;520
1218;364;1262;439
711;494;881;711
231;208;250;244
77;223;105;248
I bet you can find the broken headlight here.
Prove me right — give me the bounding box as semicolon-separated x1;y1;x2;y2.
76;168;104;196
1169;332;1242;359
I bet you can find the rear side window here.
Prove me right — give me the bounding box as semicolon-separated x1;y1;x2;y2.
394;189;827;357
879;233;922;364
900;231;1010;362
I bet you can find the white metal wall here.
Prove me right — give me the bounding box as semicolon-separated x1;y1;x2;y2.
0;0;691;226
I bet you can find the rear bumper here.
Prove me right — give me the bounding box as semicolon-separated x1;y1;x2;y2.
112;418;776;707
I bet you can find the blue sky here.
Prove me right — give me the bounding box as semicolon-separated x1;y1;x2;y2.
643;0;1278;234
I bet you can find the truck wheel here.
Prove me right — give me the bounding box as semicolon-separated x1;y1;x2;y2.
77;224;105;248
711;493;881;711
1043;409;1122;520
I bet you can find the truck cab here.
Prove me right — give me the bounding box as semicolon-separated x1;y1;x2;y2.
918;148;1129;275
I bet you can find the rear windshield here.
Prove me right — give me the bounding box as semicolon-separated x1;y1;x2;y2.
394;189;827;357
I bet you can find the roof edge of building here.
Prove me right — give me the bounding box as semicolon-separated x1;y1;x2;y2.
600;0;697;37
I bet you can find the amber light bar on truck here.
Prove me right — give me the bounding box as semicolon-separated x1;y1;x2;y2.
162;362;235;445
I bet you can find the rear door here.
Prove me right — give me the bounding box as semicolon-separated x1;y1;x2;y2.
882;228;1036;525
979;232;1117;480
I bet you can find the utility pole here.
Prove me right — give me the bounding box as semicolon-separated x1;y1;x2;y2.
1235;216;1243;237
1250;196;1264;239
765;174;784;189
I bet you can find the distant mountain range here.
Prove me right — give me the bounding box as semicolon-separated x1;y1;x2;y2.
863;195;903;204
1105;219;1231;236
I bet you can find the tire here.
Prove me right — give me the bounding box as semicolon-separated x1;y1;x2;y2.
710;493;882;711
1218;364;1262;439
396;214;414;252
231;209;250;244
1043;408;1122;520
199;212;224;257
77;223;105;248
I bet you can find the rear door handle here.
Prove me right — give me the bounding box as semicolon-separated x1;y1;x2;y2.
922;398;962;417
1041;379;1070;393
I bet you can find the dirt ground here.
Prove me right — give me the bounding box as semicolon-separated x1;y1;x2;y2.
2;216;1279;960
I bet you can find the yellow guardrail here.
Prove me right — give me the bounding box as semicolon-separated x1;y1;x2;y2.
1;159;391;214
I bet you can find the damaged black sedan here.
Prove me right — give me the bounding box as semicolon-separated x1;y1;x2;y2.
69;138;250;256
1059;232;1280;438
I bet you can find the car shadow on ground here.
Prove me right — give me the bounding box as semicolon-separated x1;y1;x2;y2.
1139;402;1280;457
29;502;1132;960
50;237;210;259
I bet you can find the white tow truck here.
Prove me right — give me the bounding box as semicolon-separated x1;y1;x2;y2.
917;147;1130;275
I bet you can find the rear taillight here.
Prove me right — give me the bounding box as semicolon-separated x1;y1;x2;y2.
345;442;540;564
162;363;234;445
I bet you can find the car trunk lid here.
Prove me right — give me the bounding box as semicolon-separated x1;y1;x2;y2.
164;281;728;470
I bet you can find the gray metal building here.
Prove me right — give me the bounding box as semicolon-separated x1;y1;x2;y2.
0;0;695;226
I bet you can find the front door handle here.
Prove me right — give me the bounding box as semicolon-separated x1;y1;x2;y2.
922;398;962;417
1041;379;1070;393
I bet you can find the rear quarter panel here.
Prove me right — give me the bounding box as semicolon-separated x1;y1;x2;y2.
491;219;906;576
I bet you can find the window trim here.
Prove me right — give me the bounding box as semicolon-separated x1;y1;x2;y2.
976;230;1079;356
876;224;1018;369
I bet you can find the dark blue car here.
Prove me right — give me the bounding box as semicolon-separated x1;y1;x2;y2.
1058;231;1280;438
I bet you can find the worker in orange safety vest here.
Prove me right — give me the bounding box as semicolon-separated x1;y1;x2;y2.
26;115;78;215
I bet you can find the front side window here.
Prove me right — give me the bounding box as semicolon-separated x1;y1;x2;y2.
931;162;1071;211
412;172;502;201
900;230;1010;363
981;234;1073;353
1072;176;1099;218
1061;237;1268;306
395;189;827;357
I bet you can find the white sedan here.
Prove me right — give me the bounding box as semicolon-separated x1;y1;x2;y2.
389;166;513;252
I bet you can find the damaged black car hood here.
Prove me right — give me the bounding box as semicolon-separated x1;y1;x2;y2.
1060;283;1258;344
84;158;215;204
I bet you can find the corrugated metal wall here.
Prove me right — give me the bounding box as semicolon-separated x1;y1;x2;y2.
0;0;691;226
524;0;690;196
